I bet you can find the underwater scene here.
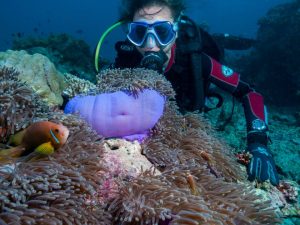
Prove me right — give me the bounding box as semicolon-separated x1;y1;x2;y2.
0;0;299;224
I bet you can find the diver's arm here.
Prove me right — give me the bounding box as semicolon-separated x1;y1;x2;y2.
202;54;279;185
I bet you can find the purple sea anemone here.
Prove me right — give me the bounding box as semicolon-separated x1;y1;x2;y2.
64;89;165;141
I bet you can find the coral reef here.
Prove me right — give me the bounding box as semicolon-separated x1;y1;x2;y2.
0;50;65;106
205;96;300;224
12;33;100;83
277;181;299;203
220;2;300;196
233;0;300;107
0;67;283;224
254;183;299;219
205;92;300;184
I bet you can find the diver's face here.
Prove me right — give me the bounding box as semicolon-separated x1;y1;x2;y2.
133;5;176;64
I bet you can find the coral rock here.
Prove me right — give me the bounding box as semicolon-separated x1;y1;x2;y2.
0;50;65;106
103;139;160;177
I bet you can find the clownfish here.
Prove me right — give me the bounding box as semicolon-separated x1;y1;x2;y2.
0;121;69;163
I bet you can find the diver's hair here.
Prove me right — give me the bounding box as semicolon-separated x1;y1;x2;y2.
119;0;186;22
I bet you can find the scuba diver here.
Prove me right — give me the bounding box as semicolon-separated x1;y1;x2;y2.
94;0;279;186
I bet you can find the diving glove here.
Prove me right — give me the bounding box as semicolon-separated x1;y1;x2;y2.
247;143;279;186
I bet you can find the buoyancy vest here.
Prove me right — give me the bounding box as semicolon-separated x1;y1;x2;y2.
165;15;224;112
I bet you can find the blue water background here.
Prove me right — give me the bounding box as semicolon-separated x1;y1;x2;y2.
0;0;292;60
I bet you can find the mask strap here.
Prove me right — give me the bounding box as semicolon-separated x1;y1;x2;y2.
174;11;184;30
95;20;125;72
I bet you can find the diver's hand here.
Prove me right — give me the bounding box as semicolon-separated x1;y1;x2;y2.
247;143;279;186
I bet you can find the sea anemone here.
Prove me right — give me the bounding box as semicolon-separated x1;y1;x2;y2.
94;68;280;224
0;67;281;224
96;68;176;99
0;113;113;224
109;167;279;224
0;68;113;224
0;67;48;143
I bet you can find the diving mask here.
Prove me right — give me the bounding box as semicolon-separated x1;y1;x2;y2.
127;21;177;47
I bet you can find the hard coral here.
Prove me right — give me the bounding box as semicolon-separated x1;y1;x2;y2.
0;50;65;106
12;33;98;83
